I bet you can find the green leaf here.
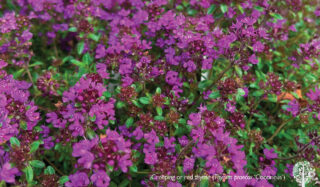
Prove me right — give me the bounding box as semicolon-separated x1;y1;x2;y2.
199;177;209;187
207;4;216;14
44;166;55;175
209;91;221;99
103;91;112;98
154;116;164;121
119;179;130;187
132;100;142;108
188;93;195;103
237;4;244;14
249;142;255;155
237;88;246;96
5;0;17;11
70;59;84;67
82;53;92;65
267;94;277;102
88;33;100;42
198;80;213;90
178;118;186;124
13;69;25;79
182;1;189;7
29;160;45;168
29;141;40;153
20;120;27;130
183;82;190;88
156;107;163;116
291;91;300;99
187;9;198;16
59;176;69;185
29;61;44;67
109;182;117;187
116;101;125;109
235;66;243;77
220;4;228;13
89;115;96;122
176;5;184;11
86;128;96;139
126;117;134;128
129;165;138;173
252;90;264;97
255;6;264;12
10;137;20;147
77;41;85;55
24;165;34;183
0;180;6;187
270;13;283;20
68;27;77;32
156;87;161;94
139;97;150;104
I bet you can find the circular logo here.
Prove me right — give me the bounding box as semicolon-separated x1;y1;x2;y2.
293;161;316;187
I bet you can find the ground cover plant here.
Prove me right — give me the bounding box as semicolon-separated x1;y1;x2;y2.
1;0;320;186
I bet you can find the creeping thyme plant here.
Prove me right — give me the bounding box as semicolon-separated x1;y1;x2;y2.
1;0;320;186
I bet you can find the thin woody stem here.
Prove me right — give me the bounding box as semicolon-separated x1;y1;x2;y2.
191;61;234;108
267;117;296;143
275;136;320;160
44;156;65;176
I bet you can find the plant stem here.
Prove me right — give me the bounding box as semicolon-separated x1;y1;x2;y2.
191;61;234;108
44;156;65;176
267;116;296;143
25;63;34;85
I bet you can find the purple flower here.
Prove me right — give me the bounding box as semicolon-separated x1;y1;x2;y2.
286;99;300;116
78;153;95;169
248;54;258;64
191;127;204;143
132;127;144;140
164;137;175;150
0;12;17;33
66;172;90;187
0;60;8;69
95;44;106;59
99;129;132;172
315;9;320;17
119;58;133;75
261;165;277;176
118;154;132;172
144;151;158;165
165;71;179;85
96;63;109;79
183;60;197;72
264;148;278;159
243;87;249;97
144;130;159;145
218;33;237;49
69;122;84;137
21;30;33;41
178;136;189;146
306;86;320;101
90;170;110;187
0;162;19;183
252;41;265;52
206;158;223;175
226;102;236;113
0;94;6;107
72;138;97;169
183;157;195;172
26;106;39;122
187;113;201;126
